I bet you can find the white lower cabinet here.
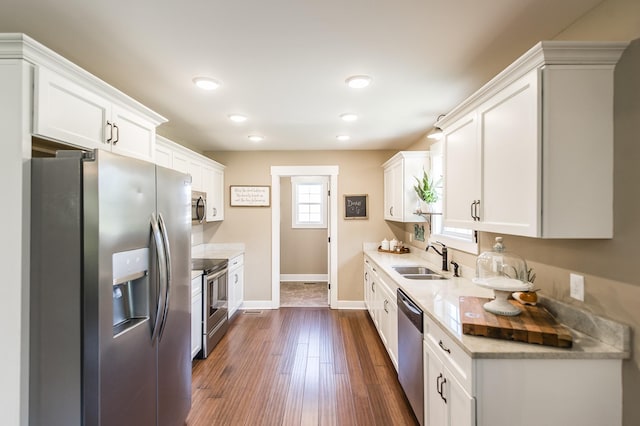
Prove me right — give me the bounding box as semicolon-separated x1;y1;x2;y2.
228;254;244;319
423;315;623;426
191;275;203;359
363;255;398;370
364;258;375;319
378;278;398;369
424;340;475;426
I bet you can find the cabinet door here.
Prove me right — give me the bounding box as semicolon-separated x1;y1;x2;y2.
381;284;398;369
443;112;479;228
233;265;244;312
425;342;446;426
364;260;372;313
210;167;224;221
383;166;395;220
188;160;203;192
155;142;172;168
369;273;380;329
110;104;156;162
204;166;224;222
34;66;110;150
478;69;539;236
191;276;202;359
446;368;475;426
172;151;189;174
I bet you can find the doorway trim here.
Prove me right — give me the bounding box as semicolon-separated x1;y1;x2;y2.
271;165;339;309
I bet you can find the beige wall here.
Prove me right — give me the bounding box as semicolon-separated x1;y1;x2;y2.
279;177;327;276
202;150;396;302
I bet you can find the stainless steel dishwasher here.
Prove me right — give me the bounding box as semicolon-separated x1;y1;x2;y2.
397;288;424;425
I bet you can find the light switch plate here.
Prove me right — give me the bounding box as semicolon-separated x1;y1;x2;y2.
570;273;585;301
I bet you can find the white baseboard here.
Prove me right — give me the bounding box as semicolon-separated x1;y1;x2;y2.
241;300;276;310
280;274;328;282
243;300;366;310
336;300;366;310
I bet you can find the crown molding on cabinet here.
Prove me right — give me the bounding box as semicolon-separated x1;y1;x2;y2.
439;40;629;130
0;32;166;126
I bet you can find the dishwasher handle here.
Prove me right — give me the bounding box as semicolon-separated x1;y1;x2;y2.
397;288;423;333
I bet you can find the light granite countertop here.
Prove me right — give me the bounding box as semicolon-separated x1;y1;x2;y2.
364;248;629;360
191;243;245;280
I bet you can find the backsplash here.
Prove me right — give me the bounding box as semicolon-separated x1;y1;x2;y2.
191;224;204;247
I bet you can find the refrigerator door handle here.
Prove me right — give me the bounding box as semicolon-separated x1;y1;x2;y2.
150;213;168;345
157;213;172;340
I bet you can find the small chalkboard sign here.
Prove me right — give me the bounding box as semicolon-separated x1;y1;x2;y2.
344;194;368;220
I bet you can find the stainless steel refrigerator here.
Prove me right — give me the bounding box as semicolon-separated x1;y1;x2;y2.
30;149;192;426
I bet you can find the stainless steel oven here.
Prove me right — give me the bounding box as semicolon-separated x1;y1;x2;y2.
197;259;228;358
191;190;206;224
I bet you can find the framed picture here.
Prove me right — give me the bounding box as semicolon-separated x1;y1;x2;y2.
230;185;271;207
344;194;368;219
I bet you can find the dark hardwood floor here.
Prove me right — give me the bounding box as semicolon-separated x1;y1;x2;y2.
187;308;418;426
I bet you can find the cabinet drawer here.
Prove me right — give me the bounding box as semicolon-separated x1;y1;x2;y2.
229;254;244;270
424;315;473;394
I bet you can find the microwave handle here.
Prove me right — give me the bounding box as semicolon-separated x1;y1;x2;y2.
196;195;206;222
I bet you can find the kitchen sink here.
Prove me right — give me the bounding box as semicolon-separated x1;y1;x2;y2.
392;266;445;280
401;274;446;280
393;266;439;275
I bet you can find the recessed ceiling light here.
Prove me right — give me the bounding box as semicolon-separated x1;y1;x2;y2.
336;135;350;141
228;114;248;123
248;135;264;142
192;77;221;90
345;75;372;89
340;113;358;122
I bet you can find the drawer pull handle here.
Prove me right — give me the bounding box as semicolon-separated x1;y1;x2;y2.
384;299;389;313
438;340;451;354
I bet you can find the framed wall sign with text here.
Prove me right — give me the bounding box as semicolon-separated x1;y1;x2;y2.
230;185;271;207
344;194;368;219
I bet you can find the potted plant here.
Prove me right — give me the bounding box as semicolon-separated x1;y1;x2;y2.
413;170;440;213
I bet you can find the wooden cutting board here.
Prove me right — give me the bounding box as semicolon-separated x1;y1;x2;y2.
459;296;573;348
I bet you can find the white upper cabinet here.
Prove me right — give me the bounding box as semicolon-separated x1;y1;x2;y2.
203;165;224;222
156;135;225;221
34;66;164;163
440;41;627;238
382;151;430;222
443;112;479;229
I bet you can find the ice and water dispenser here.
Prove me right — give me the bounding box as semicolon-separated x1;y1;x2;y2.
112;248;150;337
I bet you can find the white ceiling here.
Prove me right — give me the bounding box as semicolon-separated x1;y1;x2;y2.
1;0;603;152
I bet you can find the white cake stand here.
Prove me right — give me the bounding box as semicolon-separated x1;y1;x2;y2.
472;277;533;316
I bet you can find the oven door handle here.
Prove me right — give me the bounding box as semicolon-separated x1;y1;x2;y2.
157;213;172;340
150;213;168;345
206;267;228;281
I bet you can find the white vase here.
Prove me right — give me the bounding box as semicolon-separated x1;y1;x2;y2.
419;200;434;213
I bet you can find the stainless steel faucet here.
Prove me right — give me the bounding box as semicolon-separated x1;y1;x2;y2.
426;241;448;271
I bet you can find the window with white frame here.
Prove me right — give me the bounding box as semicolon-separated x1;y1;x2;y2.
429;141;478;254
291;176;328;228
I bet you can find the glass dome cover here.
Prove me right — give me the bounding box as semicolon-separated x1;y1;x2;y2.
473;237;532;316
473;237;532;294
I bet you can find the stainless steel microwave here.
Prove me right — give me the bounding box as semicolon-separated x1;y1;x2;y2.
192;190;206;224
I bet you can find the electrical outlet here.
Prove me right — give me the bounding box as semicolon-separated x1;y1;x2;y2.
570;273;585;301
